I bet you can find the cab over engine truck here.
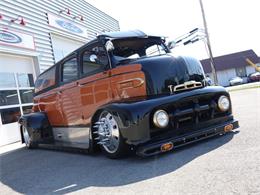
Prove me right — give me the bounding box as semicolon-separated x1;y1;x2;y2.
19;30;239;158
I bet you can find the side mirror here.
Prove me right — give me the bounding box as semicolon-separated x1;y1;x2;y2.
105;40;114;52
89;54;97;62
167;40;176;50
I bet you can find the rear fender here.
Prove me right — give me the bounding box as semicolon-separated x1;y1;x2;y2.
19;112;54;144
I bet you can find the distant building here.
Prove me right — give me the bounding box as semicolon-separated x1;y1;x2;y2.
200;50;259;86
257;57;260;68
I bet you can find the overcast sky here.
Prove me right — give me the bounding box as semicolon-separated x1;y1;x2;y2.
87;0;260;60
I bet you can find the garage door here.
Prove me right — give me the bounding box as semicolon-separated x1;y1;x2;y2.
51;34;84;62
0;54;35;146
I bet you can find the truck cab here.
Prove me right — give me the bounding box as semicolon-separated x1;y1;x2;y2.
19;30;239;158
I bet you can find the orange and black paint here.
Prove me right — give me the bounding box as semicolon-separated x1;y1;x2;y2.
19;31;239;157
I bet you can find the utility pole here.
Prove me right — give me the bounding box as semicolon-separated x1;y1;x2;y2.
199;0;218;85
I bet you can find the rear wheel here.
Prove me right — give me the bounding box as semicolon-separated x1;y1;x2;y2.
93;110;128;159
22;126;37;149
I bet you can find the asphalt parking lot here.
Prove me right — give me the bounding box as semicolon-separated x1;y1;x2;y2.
0;87;260;195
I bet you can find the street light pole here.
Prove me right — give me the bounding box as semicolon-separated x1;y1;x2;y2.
199;0;218;85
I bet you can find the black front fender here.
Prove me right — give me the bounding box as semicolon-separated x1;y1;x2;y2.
95;103;151;145
95;86;232;146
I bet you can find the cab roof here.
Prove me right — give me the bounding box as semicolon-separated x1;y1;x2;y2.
37;30;164;78
97;30;162;40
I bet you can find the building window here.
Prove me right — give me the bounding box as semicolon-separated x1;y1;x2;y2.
235;67;246;77
0;107;21;124
0;72;34;125
0;90;19;106
0;73;16;88
19;89;34;104
22;105;33;115
17;73;34;87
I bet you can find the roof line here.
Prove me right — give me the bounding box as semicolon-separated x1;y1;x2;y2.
201;49;258;61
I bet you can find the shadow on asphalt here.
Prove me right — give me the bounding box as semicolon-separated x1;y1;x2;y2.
0;132;238;194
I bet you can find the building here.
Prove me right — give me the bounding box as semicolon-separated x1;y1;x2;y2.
0;0;119;146
200;50;259;86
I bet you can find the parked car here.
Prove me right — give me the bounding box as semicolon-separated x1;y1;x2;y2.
229;76;243;86
205;75;213;85
248;72;260;82
19;30;239;158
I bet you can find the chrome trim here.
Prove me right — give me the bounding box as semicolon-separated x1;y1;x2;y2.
93;110;120;153
153;110;169;128
218;95;230;112
53;127;90;147
168;80;203;93
118;78;144;89
22;126;31;147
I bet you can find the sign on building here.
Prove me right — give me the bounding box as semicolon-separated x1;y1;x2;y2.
47;13;88;38
0;28;35;50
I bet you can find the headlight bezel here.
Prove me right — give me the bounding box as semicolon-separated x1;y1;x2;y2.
153;109;169;128
218;95;230;112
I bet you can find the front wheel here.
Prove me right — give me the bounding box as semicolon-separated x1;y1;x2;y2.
22;126;37;149
93;110;128;159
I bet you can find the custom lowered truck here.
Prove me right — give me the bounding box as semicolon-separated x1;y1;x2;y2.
19;30;239;158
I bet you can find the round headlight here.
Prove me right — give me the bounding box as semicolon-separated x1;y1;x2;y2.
153;110;169;128
218;95;230;111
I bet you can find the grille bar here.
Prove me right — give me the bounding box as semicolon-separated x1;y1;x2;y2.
171;100;218;129
174;81;203;92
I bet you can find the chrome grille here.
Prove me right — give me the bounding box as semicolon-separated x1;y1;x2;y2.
168;81;203;93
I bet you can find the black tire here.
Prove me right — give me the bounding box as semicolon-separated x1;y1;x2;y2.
102;131;128;159
22;126;37;149
93;110;128;159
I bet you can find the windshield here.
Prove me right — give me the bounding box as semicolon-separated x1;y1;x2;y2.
110;37;169;65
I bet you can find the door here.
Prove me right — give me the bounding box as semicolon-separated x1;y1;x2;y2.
53;54;89;147
78;41;112;125
0;54;35;146
59;55;82;126
35;65;63;126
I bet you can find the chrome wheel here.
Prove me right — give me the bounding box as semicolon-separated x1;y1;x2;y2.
22;126;31;147
93;111;120;154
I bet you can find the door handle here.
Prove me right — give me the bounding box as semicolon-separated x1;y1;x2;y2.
76;82;83;87
57;133;62;138
103;70;111;76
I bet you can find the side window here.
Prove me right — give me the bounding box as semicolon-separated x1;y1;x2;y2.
146;44;166;57
61;57;78;82
82;42;108;76
35;66;56;93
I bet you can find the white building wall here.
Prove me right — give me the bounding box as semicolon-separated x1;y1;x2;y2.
216;69;237;86
206;65;255;87
246;66;256;75
0;0;120;72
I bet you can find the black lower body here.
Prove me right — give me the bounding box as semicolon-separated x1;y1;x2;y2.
136;119;239;157
19;87;239;158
